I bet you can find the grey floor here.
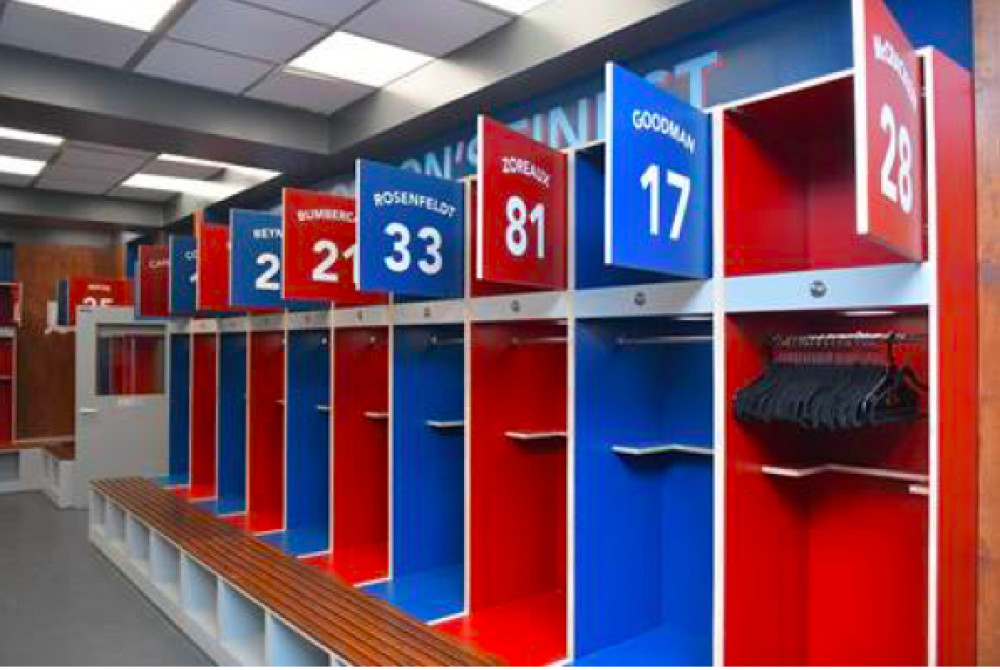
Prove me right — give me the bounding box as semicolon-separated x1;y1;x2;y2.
0;492;212;666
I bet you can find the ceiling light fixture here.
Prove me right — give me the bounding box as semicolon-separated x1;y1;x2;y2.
14;0;182;32
473;0;552;14
0;155;47;176
287;32;432;88
0;126;63;146
123;174;241;200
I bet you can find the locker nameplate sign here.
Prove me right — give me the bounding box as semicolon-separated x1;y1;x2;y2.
853;0;924;260
67;277;131;325
230;209;285;310
283;188;384;305
169;235;197;316
356;159;465;298
195;212;232;313
606;63;711;279
136;245;170;318
476;116;568;289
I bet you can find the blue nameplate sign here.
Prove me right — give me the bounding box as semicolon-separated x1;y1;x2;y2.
606;63;711;278
230;209;285;309
356;159;464;298
169;235;197;316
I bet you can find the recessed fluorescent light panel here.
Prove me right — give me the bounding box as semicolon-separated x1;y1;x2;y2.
288;32;432;87
123;174;240;200
158;154;279;181
473;0;552;14
0;126;63;146
0;155;47;176
14;0;182;32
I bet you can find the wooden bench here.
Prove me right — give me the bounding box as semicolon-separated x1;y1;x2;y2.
91;477;498;666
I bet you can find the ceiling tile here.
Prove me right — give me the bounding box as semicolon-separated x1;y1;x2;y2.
0;3;146;68
34;178;112;195
344;0;510;57
136;40;273;94
40;163;129;186
0;173;35;188
238;0;374;26
0;139;59;162
246;70;373;114
170;0;328;62
143;158;224;180
70;141;152;158
56;145;152;173
108;185;177;203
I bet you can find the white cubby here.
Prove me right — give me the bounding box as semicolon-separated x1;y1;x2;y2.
265;614;328;667
125;515;150;570
0;452;18;483
219;581;266;666
181;555;218;636
89;491;106;529
105;502;126;544
150;532;181;602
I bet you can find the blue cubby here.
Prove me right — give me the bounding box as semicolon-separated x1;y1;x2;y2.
263;329;330;557
364;324;465;622
573;144;674;290
573;316;714;667
161;333;190;488
211;332;247;515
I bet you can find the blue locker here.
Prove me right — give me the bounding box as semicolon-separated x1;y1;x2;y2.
262;329;330;556
213;332;248;515
365;324;465;622
159;333;190;488
573;317;713;666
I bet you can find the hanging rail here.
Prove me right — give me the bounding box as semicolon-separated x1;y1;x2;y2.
615;335;713;346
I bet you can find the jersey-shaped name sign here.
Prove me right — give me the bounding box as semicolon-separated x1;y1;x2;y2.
136;245;170;318
853;0;924;260
230;209;286;310
356;159;465;299
606;63;711;279
477;116;568;289
283;188;384;305
67;277;131;326
169;235;197;316
195;211;232;313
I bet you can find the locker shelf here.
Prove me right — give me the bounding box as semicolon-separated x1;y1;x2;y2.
505;430;567;441
760;464;929;485
363;564;464;623
363;411;389;421
426;420;464;430
303;544;389;586
436;591;566;667
612;443;713;457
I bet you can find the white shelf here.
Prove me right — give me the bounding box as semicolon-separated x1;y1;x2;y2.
505;430;567;441
364;411;389;421
612;443;714;457
426;420;465;430
761;463;929;486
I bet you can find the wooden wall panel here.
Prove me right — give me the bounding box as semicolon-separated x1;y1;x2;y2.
14;243;120;439
975;0;1000;662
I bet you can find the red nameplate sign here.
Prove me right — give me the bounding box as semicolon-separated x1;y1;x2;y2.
195;211;232;312
67;277;131;325
137;245;170;318
853;0;924;260
282;188;384;305
476;116;568;289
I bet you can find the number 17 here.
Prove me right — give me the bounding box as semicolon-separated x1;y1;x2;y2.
640;163;691;241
